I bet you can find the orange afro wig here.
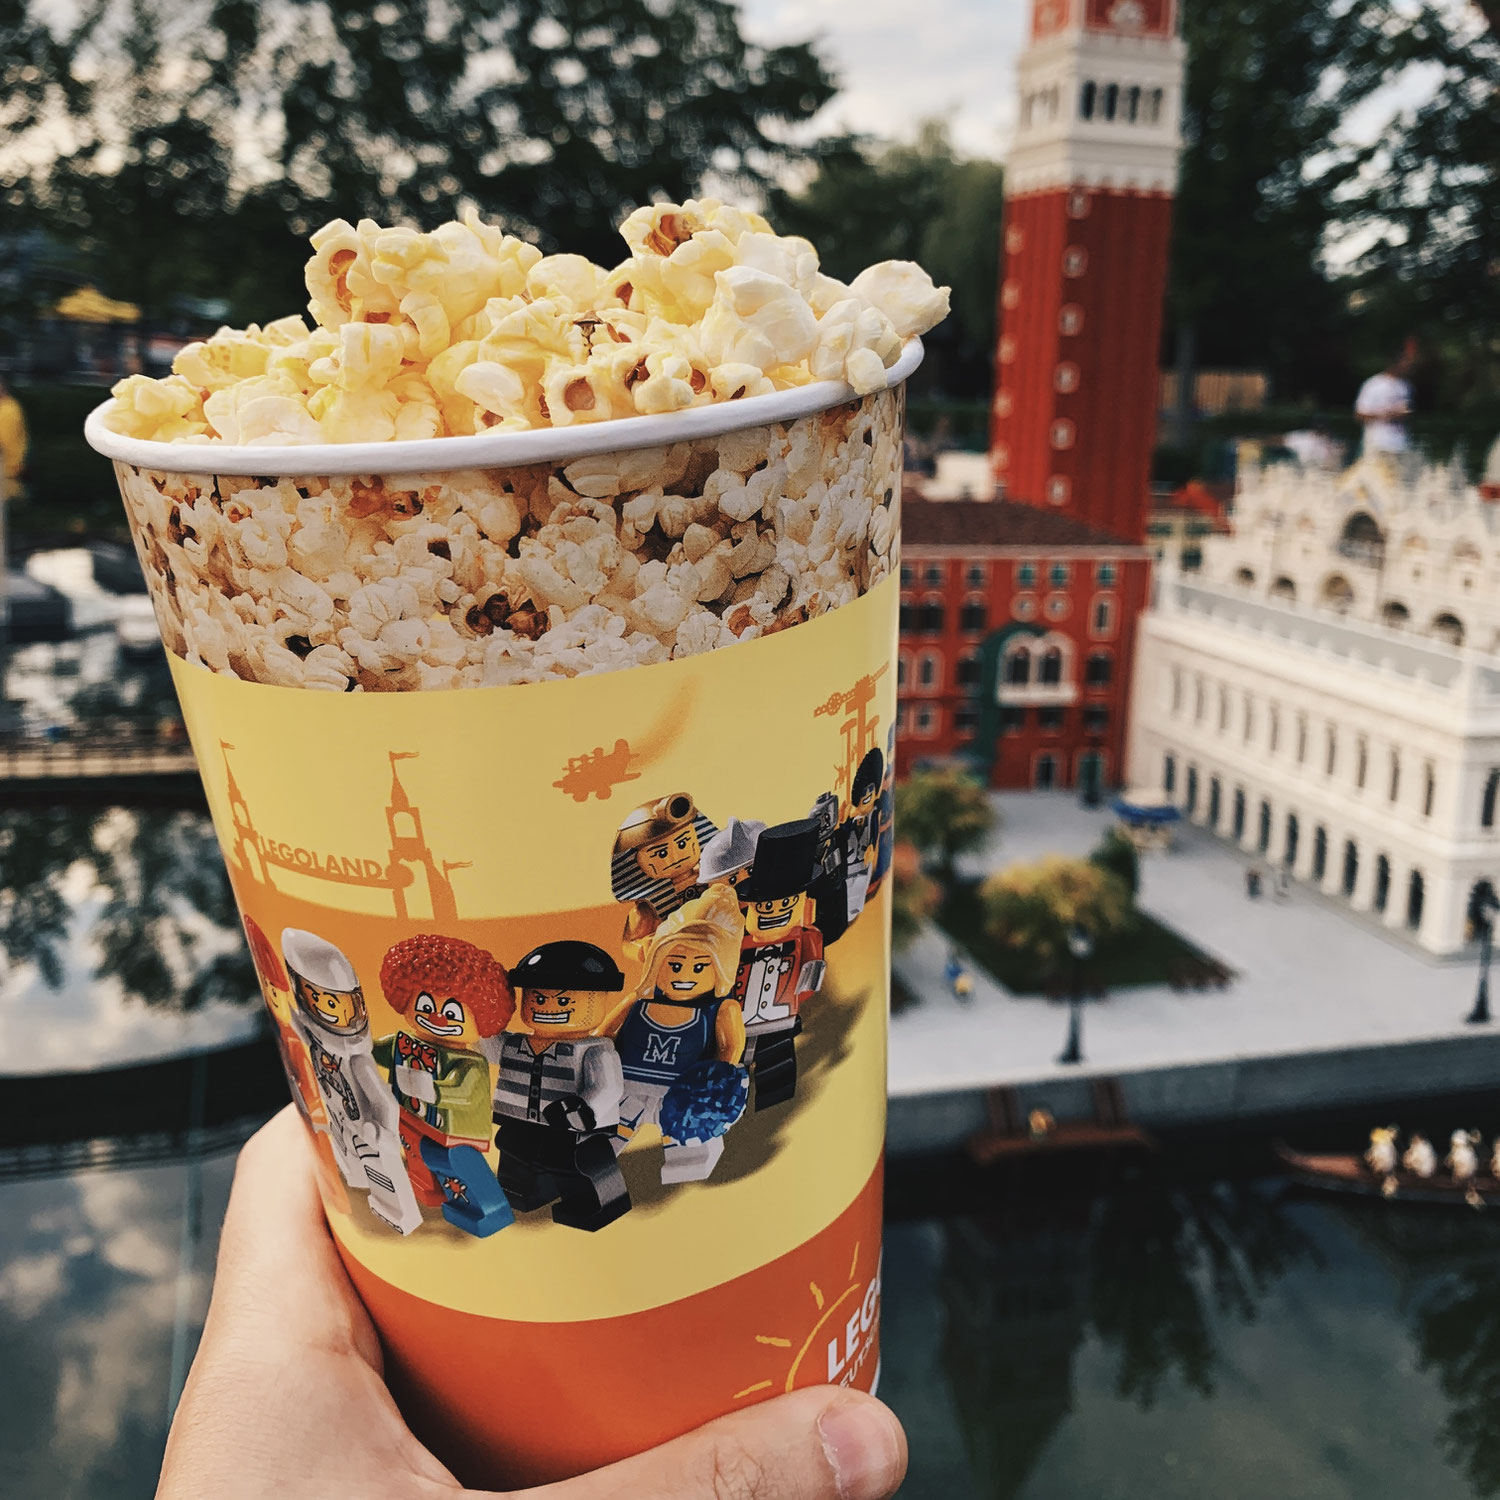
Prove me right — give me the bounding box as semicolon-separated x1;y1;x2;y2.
243;915;288;990
379;934;514;1037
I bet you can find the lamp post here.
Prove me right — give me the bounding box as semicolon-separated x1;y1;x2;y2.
1467;892;1498;1026
1057;923;1094;1065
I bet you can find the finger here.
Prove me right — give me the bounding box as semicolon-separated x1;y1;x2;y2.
202;1104;384;1372
507;1388;906;1500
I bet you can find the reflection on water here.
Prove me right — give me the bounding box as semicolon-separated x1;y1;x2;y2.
4;626;180;736
885;1157;1500;1500
0;1149;238;1500
0;804;258;1072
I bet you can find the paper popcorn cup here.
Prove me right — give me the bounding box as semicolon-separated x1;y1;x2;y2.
84;342;915;1484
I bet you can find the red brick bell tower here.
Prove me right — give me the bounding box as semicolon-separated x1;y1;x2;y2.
989;0;1185;544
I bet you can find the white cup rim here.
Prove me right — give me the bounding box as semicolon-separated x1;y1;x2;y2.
84;338;924;476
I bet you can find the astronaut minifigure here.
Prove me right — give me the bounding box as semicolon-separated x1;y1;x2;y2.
376;934;516;1238
490;941;633;1231
840;747;885;927
732;819;826;1111
615;885;748;1184
282;927;423;1235
609;792;720;956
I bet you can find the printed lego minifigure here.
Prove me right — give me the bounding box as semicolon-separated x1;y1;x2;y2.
732;819;826;1111
610;792;720;956
615;885;748;1184
375;934;516;1238
282;928;423;1235
840;747;885;927
243;914;325;1129
807;790;851;946
490;941;633;1231
867;727;897;897
1403;1132;1437;1178
697;817;767;900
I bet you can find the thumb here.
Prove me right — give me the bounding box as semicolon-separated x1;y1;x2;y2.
510;1387;905;1500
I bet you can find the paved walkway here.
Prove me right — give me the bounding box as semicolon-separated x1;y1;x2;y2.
891;792;1493;1098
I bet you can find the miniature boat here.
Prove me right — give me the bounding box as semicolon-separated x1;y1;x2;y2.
1275;1144;1497;1205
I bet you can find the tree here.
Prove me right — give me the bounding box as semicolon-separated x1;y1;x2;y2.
5;0;837;323
1334;2;1500;425
1090;827;1139;900
1165;0;1398;427
890;841;941;952
894;768;998;879
770;123;1003;397
978;856;1132;976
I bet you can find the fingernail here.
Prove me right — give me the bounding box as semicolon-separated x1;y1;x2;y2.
818;1395;904;1500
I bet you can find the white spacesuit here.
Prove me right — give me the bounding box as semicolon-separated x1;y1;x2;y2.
282;927;422;1235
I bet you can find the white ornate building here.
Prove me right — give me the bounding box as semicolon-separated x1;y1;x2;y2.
1128;455;1500;955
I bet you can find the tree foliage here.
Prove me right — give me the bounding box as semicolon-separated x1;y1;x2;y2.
979;856;1132;975
894;767;998;876
770;123;1001;396
889;840;941;952
2;0;837;322
1090;827;1140;900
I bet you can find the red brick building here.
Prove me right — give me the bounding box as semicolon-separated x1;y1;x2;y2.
898;498;1151;794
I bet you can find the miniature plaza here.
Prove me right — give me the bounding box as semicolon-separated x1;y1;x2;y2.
890;791;1500;1134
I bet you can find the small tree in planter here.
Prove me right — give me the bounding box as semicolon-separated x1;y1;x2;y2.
895;769;997;881
1090;827;1141;900
979;856;1134;983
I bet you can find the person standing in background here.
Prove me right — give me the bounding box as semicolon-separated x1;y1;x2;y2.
1355;344;1415;464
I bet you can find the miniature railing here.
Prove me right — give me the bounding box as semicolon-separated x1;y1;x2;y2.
0;731;199;779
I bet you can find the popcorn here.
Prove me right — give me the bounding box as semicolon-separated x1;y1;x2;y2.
101;198;948;446
113;387;903;692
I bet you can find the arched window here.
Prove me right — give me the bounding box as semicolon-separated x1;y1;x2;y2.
1407;869;1425;930
1103;82;1120;119
1163;752;1177;794
1208;777;1222;828
1270;576;1296;602
1431;612;1465;647
1259;800;1272;853
1080;80;1097;118
1146;87;1164;123
1005;644;1031;685
918;654;939;688
919;600;945;633
1186;765;1199;814
1390;751;1401;803
1232;787;1246;840
1342;839;1359;896
1321;574;1355;613
1234;567;1256;590
1374;855;1391;912
960;599;987;633
956;653;981;688
1484;769;1500;830
1284;813;1299;868
1381;600;1410;631
897;654;908;687
1126;84;1142;121
1085;651;1113;687
1338;511;1386;567
1038;646;1064;685
1424;762;1436;817
1312;826;1328;882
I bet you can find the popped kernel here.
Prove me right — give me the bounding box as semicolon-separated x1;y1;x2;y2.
102;198;947;447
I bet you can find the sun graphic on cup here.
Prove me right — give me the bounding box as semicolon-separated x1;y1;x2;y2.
733;1242;883;1400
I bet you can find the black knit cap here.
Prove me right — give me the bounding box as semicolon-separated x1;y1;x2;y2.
741;819;819;902
512;940;625;992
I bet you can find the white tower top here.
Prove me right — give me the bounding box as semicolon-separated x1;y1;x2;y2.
1008;0;1186;196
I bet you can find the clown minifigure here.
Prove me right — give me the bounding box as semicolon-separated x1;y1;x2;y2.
282;928;422;1235
376;934;516;1238
615;884;748;1184
490;941;632;1232
732;819;826;1111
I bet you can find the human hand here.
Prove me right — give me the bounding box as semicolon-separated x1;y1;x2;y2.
157;1108;907;1500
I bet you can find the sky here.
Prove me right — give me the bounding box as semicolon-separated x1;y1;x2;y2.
739;0;1451;167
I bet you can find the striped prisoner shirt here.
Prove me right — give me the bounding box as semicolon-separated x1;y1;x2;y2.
491;1033;622;1131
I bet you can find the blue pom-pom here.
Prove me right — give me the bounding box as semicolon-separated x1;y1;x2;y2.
660;1061;749;1145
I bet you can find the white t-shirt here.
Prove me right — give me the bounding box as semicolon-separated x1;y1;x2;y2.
1356;372;1411;454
